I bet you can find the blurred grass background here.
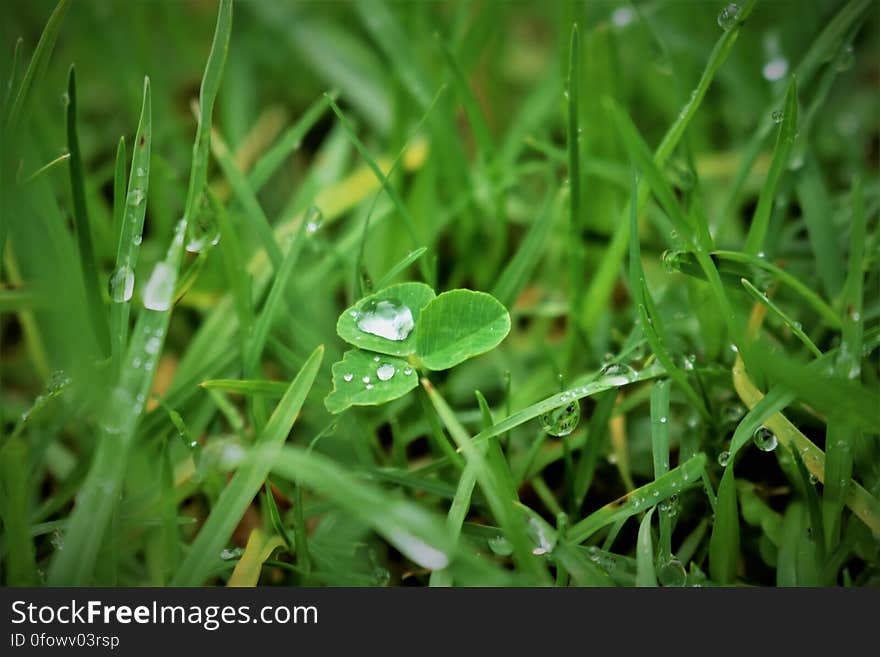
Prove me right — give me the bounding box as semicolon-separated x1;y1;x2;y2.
1;0;878;586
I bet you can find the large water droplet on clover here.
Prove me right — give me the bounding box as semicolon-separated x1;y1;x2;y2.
109;265;134;303
355;298;414;341
753;426;778;452
376;363;396;381
142;262;175;311
539;399;581;437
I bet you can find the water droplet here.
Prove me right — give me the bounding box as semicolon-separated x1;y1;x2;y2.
220;548;243;561
60;92;70;107
772;109;784;124
488;535;513;556
661;249;685;273
653;490;660;497
762;57;788;81
659;416;668;424
305;205;323;235
186;197;221;253
343;373;354;382
658;559;687;587
753;426;778;452
145;336;162;356
376;363;396;381
51;529;64;551
361;376;371;384
355;298;414;341
717;3;741;31
403;367;413;376
722;403;745;424
808;472;819;485
611;6;634;28
136;167;145;177
539;399;581;437
836;44;854;71
109;265;134;303
366;384;374;390
132;356;142;368
527;518;555;555
373;356;380;362
46;370;72;394
718;450;731;467
142;262;175;311
127;189;145;206
600;362;636;378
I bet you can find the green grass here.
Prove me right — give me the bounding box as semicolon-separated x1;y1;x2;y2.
0;0;878;587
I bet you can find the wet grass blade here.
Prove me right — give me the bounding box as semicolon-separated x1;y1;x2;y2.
66;66;109;357
743;77;798;256
568;454;706;544
112;137;126;240
740;278;822;358
109;77;150;377
48;221;188;585
200;379;288;396
627;168;709;419
180;0;233;232
733;352;880;536
422;379;549;584
636;507;657;587
709;465;740;585
579;0;757;331
172;345;323;586
650;380;674;560
375;247;427;290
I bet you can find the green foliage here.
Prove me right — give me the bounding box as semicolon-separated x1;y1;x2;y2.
1;0;877;588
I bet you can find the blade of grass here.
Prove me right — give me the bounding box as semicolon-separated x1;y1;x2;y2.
66;65;109;357
566;24;583;349
4;0;70;133
109;77;150;378
21;152;69;185
200;379;288;396
579;0;758;332
47;220;188;585
568;453;707;544
248;92;336;192
267;445;456;572
743;77;798;256
210;127;283;269
326;96;426;279
709;465;740;585
421;379;549;584
627;167;710;419
375;247;427;291
172;345;323;586
226;528;284;587
0;436;37;584
824;178;866;550
740;278;822;358
650;380;673;561
636;507;657;587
